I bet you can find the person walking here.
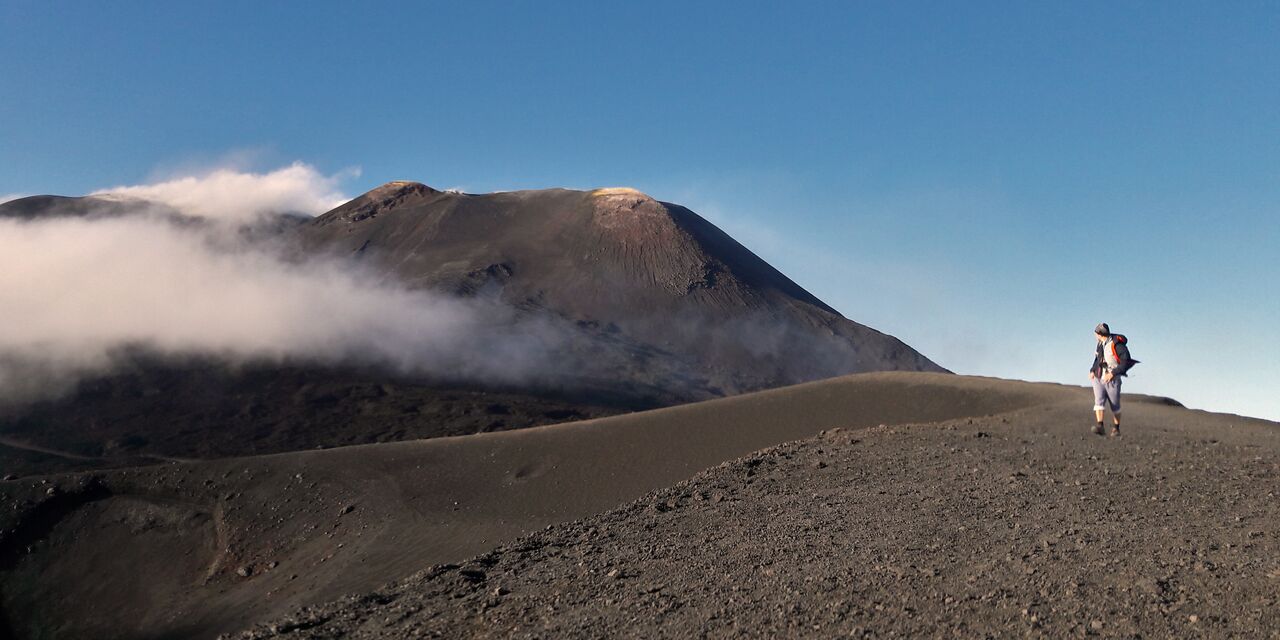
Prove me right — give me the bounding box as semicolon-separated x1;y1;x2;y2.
1089;322;1133;436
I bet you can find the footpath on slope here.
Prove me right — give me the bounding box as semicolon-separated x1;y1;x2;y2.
0;373;1045;639
238;396;1280;639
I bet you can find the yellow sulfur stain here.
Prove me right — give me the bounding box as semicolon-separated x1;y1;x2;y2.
590;187;649;198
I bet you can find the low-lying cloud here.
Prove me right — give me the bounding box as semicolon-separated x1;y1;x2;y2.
91;162;352;222
0;165;577;405
0;163;908;411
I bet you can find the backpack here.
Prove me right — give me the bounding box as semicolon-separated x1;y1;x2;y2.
1109;334;1140;375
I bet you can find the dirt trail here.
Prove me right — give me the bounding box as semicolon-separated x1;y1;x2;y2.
0;436;98;461
5;374;1273;639
1;373;1042;639
237;397;1280;639
0;436;195;468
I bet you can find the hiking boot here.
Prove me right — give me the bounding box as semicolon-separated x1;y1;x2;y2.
1109;425;1121;438
1092;424;1105;436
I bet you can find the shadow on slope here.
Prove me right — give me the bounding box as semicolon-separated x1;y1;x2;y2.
0;372;1049;639
0;356;652;478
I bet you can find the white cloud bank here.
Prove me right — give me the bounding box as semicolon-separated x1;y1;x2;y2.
0;164;575;404
91;162;353;222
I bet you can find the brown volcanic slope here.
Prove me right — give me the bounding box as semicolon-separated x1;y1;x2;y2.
5;374;1275;640
237;390;1279;640
0;195;162;220
296;182;945;394
3;373;1034;639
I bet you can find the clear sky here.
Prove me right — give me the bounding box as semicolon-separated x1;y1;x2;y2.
2;1;1277;420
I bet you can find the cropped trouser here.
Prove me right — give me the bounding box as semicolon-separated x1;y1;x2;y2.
1091;376;1121;413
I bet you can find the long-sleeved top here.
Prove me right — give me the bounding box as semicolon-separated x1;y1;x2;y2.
1090;335;1132;377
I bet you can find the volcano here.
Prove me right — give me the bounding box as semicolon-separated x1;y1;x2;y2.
296;182;943;393
0;184;942;478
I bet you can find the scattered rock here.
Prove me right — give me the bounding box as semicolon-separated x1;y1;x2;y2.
459;568;486;582
13;379;1278;639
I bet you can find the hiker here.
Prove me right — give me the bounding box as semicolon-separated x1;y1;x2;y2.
1088;322;1134;436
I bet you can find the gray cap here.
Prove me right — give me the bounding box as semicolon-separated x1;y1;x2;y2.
1094;323;1110;336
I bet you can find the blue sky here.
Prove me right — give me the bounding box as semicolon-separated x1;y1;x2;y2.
2;1;1277;420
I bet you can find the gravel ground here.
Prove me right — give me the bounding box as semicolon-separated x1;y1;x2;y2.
236;398;1279;639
